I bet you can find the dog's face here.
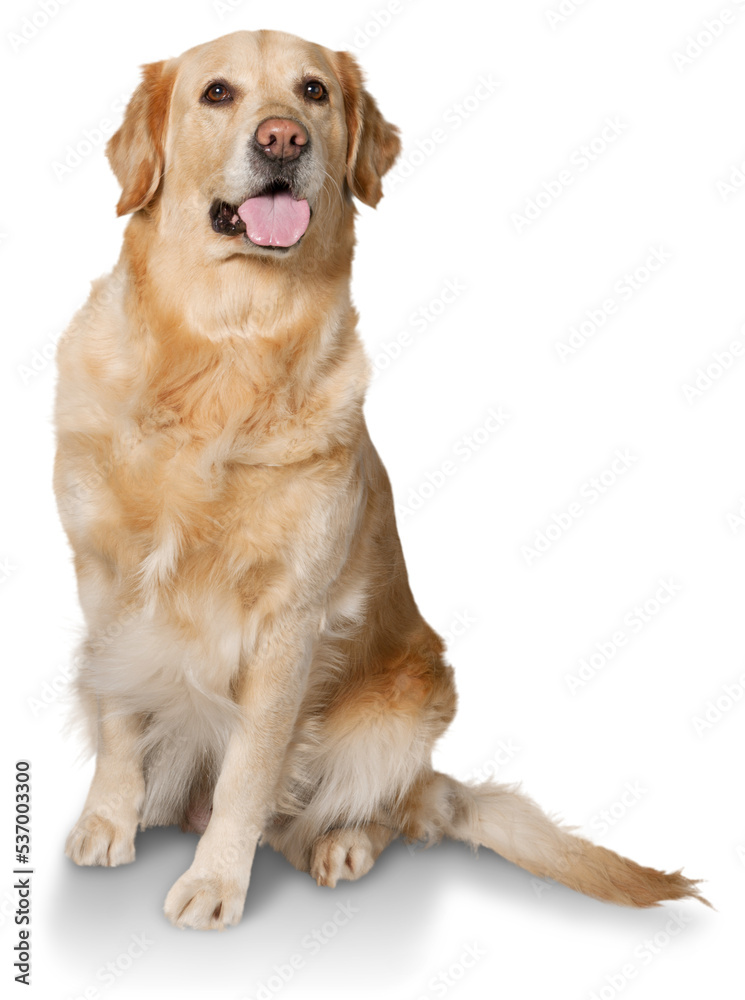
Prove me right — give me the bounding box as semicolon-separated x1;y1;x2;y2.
107;30;401;260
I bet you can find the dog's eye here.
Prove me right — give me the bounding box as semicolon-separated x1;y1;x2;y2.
304;80;327;102
202;83;232;104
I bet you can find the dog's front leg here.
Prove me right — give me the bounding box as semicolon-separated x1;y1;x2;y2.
164;631;311;930
65;698;145;867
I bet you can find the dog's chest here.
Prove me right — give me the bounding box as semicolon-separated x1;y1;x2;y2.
61;357;319;586
55;282;363;613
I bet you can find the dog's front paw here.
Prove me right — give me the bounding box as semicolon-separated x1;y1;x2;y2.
164;869;248;930
65;813;136;867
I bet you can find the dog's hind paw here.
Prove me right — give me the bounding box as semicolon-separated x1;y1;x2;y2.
310;827;377;888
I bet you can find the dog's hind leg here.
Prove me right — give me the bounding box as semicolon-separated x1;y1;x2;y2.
309;822;398;887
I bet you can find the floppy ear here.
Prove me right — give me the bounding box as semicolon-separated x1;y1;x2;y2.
332;51;401;208
106;60;175;217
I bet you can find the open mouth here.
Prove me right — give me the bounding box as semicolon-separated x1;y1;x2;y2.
210;181;311;249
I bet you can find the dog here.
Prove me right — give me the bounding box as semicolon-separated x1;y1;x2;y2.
54;29;705;929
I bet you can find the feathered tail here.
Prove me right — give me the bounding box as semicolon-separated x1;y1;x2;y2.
402;771;708;908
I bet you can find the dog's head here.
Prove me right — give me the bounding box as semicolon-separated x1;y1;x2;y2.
106;30;401;258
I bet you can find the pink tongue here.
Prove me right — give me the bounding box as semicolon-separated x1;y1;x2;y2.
237;189;310;247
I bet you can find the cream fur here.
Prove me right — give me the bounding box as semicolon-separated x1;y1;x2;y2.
55;29;706;929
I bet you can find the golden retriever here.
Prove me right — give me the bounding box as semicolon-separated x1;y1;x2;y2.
54;29;705;929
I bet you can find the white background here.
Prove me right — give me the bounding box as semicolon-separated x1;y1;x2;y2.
2;0;743;997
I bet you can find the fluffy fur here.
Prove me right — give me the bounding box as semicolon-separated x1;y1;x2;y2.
54;29;706;929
